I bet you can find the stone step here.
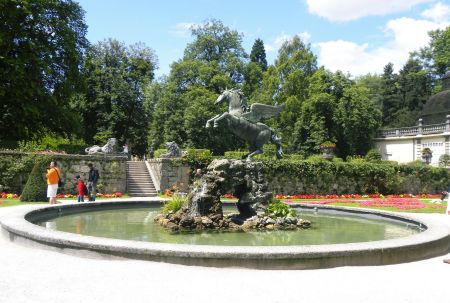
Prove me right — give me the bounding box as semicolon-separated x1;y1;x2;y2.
126;161;156;196
127;185;156;190
128;194;157;197
126;173;151;176
128;178;153;181
128;190;158;196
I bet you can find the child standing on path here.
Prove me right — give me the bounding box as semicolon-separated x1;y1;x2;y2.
76;175;86;202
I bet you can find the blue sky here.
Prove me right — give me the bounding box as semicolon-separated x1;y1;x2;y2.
75;0;450;78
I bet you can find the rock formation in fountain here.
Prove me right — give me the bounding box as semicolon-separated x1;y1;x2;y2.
155;159;310;232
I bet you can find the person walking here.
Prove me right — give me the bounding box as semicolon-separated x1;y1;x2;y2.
46;161;61;204
87;163;100;201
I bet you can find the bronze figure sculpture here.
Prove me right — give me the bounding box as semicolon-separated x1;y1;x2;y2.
206;88;284;160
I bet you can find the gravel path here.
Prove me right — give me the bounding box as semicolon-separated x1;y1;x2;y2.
1;205;449;303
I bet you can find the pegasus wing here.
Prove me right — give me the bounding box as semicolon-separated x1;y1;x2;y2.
242;103;284;123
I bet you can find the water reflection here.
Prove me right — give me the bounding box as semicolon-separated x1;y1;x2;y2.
39;207;420;246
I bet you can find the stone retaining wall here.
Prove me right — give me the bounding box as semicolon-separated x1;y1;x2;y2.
146;158;190;193
0;151;127;194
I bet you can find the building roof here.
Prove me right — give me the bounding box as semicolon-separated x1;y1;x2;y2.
420;71;450;125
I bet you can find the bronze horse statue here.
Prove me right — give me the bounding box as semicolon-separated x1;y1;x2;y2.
206;88;284;160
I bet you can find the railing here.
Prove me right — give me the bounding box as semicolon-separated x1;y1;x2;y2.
377;116;450;138
423;124;446;134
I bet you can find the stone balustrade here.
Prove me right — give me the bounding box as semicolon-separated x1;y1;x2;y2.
377;115;450;138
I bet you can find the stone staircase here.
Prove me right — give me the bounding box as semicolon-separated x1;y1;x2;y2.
126;161;157;197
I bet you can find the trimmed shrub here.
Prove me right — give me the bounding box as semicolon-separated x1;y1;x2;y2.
0;153;36;193
365;149;382;161
20;157;51;202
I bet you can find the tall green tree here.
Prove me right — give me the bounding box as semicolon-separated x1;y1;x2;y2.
257;35;318;150
380;63;402;126
250;38;268;71
0;0;88;143
79;39;157;155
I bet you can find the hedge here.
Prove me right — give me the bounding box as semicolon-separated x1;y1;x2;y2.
262;159;450;195
20;157;51;202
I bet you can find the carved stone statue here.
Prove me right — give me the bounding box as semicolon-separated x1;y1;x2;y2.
85;138;118;154
160;141;187;158
206;88;284;160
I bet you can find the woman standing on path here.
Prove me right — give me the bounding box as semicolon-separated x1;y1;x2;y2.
46;161;60;204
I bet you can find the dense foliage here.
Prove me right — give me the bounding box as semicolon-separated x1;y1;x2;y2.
162;193;187;214
1;0;449;161
0;0;88;143
0;153;36;193
76;39;158;155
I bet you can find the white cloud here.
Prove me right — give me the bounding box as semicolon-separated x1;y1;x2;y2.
169;22;199;38
306;0;431;22
266;32;311;52
316;16;449;76
421;2;450;22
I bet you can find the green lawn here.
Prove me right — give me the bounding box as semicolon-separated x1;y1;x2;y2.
283;199;448;214
0;199;48;207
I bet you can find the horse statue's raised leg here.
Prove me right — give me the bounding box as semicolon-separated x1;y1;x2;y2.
212;112;231;128
205;114;220;128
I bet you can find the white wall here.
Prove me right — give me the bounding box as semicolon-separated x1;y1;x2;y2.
375;139;415;164
375;134;448;166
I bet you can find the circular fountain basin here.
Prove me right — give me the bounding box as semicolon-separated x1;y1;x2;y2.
1;201;450;269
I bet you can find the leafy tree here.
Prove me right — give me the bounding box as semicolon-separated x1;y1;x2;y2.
334;84;382;156
414;26;450;80
78;39;157;155
0;0;88;142
184;19;247;84
356;74;384;108
257;35;318;150
242;62;264;100
148;20;247;154
250;38;268;71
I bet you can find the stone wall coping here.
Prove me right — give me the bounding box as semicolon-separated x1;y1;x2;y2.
0;150;127;161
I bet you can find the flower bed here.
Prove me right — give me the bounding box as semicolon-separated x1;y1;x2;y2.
274;193;440;200
0;192;19;199
284;197;446;211
56;192;123;198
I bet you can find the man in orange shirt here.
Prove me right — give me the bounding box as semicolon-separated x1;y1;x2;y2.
46;161;61;204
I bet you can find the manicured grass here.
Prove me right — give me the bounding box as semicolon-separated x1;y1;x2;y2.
283;199;448;214
0;199;48;207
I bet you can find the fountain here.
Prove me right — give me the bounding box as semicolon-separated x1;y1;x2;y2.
1;90;449;269
154;159;310;232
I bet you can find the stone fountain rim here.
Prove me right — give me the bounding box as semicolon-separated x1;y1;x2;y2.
1;200;449;269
